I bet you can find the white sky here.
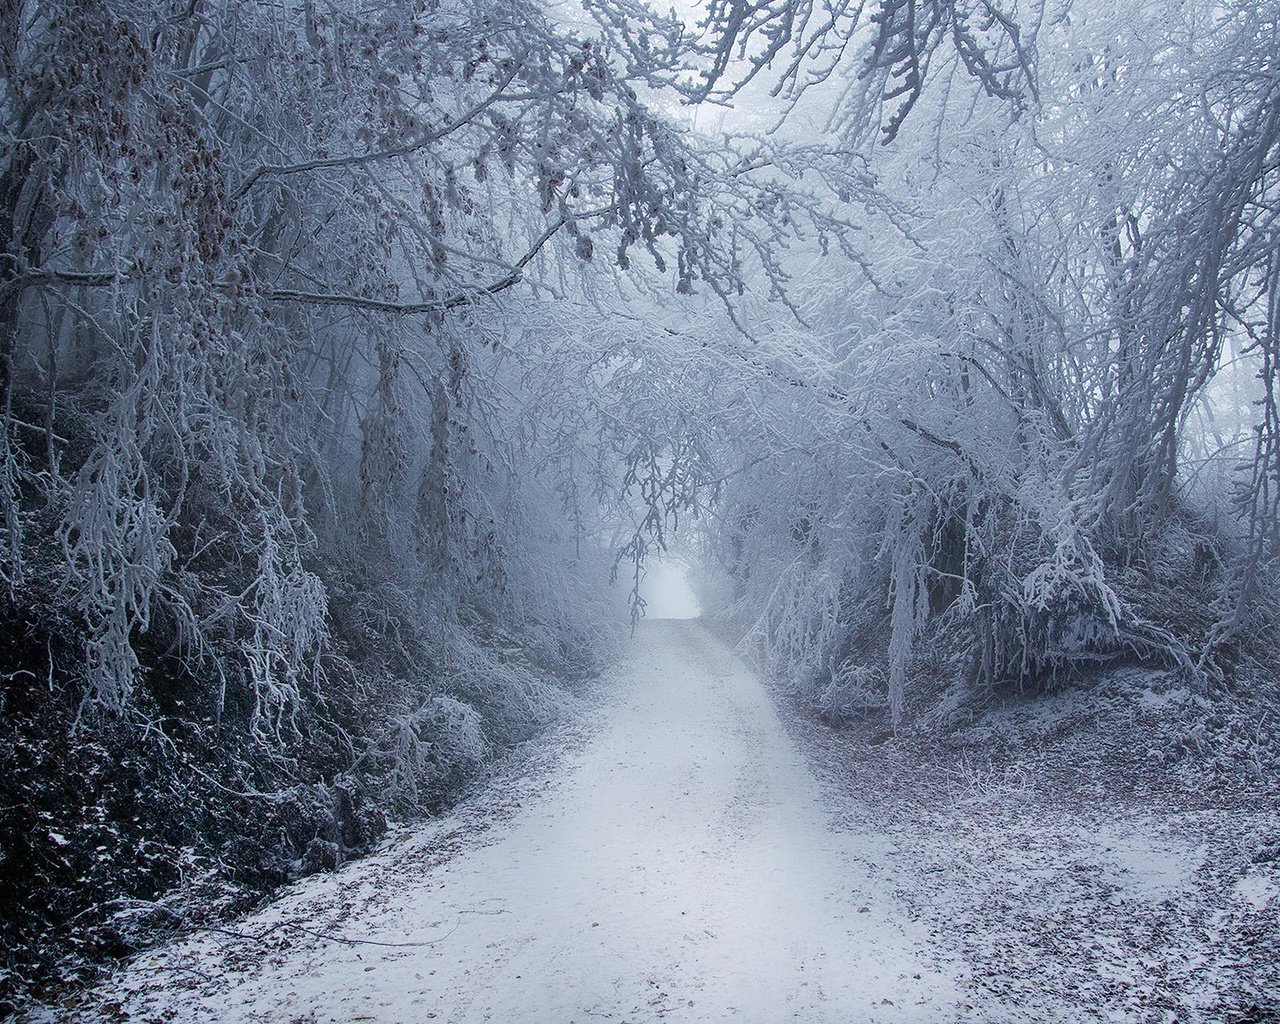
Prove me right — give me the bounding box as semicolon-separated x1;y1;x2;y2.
639;555;702;618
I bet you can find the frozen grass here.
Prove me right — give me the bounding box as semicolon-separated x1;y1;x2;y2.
778;665;1280;1024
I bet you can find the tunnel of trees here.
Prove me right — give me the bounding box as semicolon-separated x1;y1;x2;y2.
1;0;1278;1003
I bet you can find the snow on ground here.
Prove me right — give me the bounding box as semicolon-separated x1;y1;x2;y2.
775;667;1280;1024
41;622;968;1023
27;622;1279;1024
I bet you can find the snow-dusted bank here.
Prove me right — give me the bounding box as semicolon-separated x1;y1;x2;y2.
26;620;1280;1024
43;622;962;1024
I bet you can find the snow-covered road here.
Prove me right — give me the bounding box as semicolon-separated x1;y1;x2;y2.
68;621;966;1023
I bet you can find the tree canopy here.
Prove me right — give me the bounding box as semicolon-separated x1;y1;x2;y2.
2;0;1278;1003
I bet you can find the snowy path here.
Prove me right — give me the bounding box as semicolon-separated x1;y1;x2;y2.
77;621;964;1023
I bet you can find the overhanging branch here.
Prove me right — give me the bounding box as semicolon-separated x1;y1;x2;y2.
258;215;566;314
1;217;567;316
230;67;522;201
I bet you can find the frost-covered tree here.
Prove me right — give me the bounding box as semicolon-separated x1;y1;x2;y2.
0;0;868;997
648;0;1280;721
3;0;1279;1003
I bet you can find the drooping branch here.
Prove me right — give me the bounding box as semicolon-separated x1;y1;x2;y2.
230;65;523;201
258;215;566;314
0;267;122;304
2;217;569;316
